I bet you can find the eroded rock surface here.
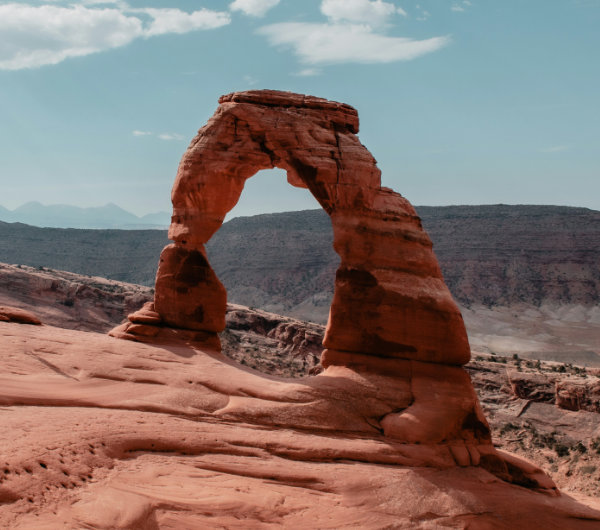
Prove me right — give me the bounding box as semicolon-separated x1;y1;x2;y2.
2;262;599;506
0;305;41;325
2;321;600;528
0;263;152;331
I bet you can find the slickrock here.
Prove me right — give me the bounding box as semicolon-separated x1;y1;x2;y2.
2;322;600;528
2;262;599;506
0;305;41;325
109;90;551;483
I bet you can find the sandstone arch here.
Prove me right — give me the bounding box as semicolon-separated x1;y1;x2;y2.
111;90;497;453
121;90;470;367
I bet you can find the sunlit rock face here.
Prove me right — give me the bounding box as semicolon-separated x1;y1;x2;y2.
110;90;493;453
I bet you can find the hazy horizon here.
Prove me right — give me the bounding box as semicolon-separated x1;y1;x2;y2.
1;195;598;226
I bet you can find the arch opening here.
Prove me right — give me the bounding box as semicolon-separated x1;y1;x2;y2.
201;168;338;377
222;168;316;221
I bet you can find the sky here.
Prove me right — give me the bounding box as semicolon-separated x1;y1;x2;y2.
0;0;599;218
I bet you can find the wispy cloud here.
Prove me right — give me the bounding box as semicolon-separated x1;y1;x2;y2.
415;3;430;21
229;0;280;18
157;133;185;141
321;0;406;28
243;74;259;85
132;131;185;141
539;144;570;153
258;22;449;65
451;1;472;13
133;7;231;37
0;2;230;70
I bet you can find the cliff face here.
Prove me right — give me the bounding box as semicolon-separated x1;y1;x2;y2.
0;221;168;286
2;205;598;312
207;205;600;314
417;205;600;307
205;209;337;318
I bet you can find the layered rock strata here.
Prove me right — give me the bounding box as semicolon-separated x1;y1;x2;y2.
110;91;532;478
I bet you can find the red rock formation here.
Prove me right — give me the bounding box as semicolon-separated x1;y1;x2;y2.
109;91;516;463
0;305;41;325
3;321;600;527
556;379;600;413
0;263;153;332
115;91;468;359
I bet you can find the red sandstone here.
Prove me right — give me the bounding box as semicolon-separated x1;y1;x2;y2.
111;90;487;448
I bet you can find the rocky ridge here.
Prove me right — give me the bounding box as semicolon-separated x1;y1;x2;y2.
0;263;152;332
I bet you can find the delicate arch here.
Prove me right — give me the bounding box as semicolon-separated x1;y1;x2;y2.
145;90;470;367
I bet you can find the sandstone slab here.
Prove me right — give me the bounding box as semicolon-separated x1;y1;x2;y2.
1;322;599;528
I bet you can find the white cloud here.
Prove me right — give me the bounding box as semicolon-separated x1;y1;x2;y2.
229;0;280;17
243;74;259;85
136;8;230;37
451;5;465;12
0;3;230;70
132;130;152;136
0;4;141;70
157;133;185;141
539;145;570;153
258;22;449;65
320;0;402;28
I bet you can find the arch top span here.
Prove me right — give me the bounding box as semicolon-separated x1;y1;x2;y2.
168;90;381;246
218;90;360;133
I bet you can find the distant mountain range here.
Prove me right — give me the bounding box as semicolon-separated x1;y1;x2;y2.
0;202;170;229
